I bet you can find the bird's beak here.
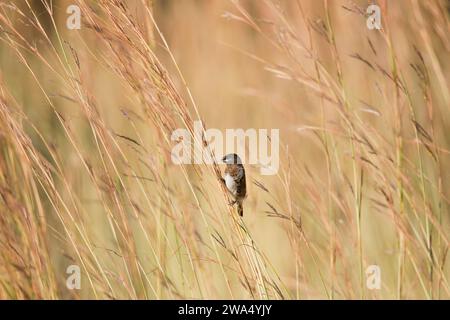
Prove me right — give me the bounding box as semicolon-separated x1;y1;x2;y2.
221;155;227;163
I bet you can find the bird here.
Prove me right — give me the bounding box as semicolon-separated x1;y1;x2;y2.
221;153;247;216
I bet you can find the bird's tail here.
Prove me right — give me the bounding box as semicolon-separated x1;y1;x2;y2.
237;202;244;217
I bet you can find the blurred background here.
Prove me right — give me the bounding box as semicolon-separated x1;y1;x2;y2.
0;0;449;299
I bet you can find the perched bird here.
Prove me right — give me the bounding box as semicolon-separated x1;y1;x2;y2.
221;153;247;216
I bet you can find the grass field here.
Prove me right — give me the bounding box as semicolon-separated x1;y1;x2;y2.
0;0;449;299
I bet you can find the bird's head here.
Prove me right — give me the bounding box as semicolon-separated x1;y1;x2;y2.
222;153;242;165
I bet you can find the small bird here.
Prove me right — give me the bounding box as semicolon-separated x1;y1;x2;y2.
221;153;247;216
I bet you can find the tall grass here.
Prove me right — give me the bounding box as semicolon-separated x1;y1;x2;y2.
0;0;449;299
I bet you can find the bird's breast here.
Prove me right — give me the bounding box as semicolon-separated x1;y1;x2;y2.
224;173;237;195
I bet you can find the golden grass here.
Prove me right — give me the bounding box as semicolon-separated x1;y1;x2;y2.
0;0;449;299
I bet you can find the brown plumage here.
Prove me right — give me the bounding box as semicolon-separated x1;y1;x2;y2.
222;153;246;216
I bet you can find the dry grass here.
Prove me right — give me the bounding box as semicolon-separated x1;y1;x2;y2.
0;0;449;299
